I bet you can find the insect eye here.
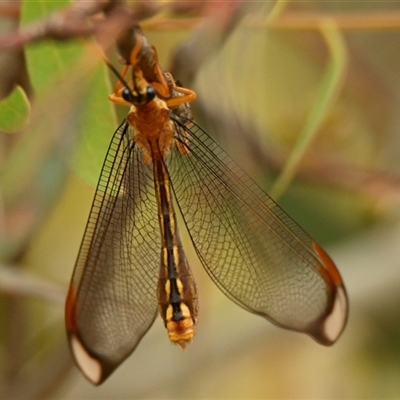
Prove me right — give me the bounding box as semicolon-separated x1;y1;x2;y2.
122;87;134;103
146;86;156;101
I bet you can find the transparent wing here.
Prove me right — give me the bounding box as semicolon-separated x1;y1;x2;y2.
66;121;160;384
168;116;348;345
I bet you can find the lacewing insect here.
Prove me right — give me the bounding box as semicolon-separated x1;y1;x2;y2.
65;34;348;385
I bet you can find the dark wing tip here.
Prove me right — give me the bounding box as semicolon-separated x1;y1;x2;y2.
68;333;106;385
306;281;348;345
65;286;116;385
307;241;349;346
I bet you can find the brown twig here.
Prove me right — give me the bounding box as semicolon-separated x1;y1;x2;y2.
269;10;400;31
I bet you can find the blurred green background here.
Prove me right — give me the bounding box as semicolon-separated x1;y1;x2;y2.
2;0;400;398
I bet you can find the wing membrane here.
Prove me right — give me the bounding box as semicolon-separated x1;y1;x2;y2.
168;116;346;343
66;121;160;383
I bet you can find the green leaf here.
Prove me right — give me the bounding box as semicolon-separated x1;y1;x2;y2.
71;63;119;187
270;20;348;199
20;0;118;187
0;86;30;133
21;0;84;92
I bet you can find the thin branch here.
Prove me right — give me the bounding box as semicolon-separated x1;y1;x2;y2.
0;264;65;304
269;10;400;31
